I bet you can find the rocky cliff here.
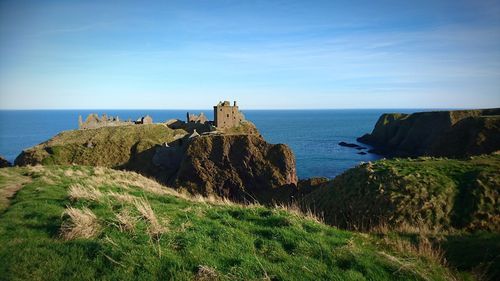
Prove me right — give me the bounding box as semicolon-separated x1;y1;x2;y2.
173;134;298;203
0;156;11;168
358;108;500;157
14;122;298;202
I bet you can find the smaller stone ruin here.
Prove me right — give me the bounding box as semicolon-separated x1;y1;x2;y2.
79;114;153;129
135;115;153;125
186;112;208;124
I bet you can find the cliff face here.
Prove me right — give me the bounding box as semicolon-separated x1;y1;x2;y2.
173;134;298;202
0;156;11;168
14;123;298;202
358;108;500;157
302;155;500;232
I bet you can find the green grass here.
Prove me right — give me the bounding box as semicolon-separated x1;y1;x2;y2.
304;154;500;232
0;166;455;281
15;124;186;169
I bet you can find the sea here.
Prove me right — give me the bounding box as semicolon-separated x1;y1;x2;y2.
0;109;420;179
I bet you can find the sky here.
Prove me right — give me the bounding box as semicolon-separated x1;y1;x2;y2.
0;0;499;109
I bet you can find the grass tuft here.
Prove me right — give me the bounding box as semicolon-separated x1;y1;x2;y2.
68;183;103;202
195;265;219;281
133;198;166;239
114;209;137;233
60;207;100;240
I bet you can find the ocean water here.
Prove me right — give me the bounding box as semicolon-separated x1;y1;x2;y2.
0;109;418;179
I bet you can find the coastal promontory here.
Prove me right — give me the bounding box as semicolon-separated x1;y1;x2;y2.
14;102;299;202
357;108;500;157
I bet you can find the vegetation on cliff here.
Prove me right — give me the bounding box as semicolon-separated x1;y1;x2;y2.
0;165;459;280
358;109;500;157
302;154;500;280
304;154;500;232
14;124;186;169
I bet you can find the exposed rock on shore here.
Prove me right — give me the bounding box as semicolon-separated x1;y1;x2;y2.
357;108;500;157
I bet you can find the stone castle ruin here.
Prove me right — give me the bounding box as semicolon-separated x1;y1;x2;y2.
79;113;153;129
79;101;245;130
213;101;244;129
186;112;208;124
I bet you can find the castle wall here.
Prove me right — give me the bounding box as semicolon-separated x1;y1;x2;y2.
79;114;148;129
213;101;244;129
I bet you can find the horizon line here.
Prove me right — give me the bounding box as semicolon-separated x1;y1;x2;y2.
0;107;492;111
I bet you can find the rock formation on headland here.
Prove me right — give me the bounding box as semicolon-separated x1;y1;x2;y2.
175;134;298;202
0;156;11;168
357;108;500;157
14;101;298;202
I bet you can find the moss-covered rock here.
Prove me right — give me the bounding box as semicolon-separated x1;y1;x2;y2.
358;108;500;157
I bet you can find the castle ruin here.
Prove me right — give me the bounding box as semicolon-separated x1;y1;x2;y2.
186;112;208;124
79;113;153;129
213;101;244;129
78;101;244;130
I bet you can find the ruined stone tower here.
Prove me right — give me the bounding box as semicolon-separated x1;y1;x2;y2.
213;101;244;129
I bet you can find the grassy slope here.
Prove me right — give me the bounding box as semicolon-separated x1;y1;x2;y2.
15;124;186;168
305;155;500;232
0;166;455;281
303;155;500;280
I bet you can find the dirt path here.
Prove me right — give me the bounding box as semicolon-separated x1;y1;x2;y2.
0;169;32;213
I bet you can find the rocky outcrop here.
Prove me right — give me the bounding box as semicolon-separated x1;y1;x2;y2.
0;156;11;168
173;134;298;203
358;108;500;157
14;122;298;203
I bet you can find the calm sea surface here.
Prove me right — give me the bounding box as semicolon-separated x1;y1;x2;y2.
0;109;419;179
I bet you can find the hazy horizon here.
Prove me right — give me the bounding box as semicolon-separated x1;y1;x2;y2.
1;0;499;109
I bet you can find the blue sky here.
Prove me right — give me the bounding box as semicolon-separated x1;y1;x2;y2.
0;0;499;109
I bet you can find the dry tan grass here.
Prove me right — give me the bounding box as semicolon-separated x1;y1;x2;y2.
60;207;100;240
195;265;219;281
93;166;106;176
114;209;137;233
68;183;103;201
370;218;446;236
27;165;45;173
381;235;448;274
39;176;56;185
63;169;75;177
134;198;166;238
192;194;235;205
108;191;136;203
273;202;324;224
